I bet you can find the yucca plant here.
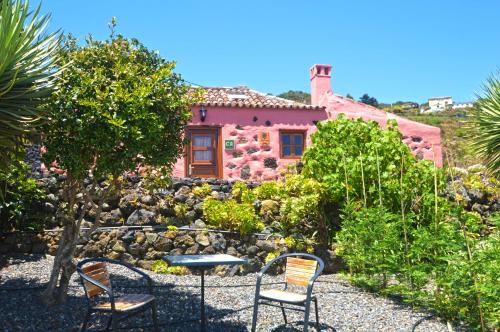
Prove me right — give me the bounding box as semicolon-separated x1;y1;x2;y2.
470;74;500;177
0;0;61;170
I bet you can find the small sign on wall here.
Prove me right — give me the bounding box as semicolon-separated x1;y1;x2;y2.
224;139;235;150
259;131;270;146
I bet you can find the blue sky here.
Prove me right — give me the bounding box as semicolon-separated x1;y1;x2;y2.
35;0;499;103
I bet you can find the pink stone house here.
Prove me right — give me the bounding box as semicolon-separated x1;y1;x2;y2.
172;64;442;180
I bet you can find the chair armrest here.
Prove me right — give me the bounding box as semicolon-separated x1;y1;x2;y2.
113;260;154;294
254;272;263;292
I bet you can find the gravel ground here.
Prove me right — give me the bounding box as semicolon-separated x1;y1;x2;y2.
0;255;452;332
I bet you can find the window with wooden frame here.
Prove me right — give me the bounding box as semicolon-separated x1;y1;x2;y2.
280;130;306;159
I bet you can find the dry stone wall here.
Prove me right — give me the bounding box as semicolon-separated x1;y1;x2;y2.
1;174;343;275
0;227;341;275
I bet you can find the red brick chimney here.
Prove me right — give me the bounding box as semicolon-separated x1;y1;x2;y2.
310;64;332;106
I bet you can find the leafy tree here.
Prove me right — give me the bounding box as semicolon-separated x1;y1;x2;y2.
470;73;500;176
0;0;60;170
359;93;379;107
277;90;311;104
346;93;354;100
40;27;199;304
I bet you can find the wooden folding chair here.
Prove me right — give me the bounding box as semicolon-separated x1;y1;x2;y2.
251;253;324;332
76;258;159;331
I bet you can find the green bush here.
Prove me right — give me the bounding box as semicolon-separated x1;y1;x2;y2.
202;198;263;234
231;181;256;204
253;181;283;200
174;203;189;220
0;161;46;232
151;260;187;275
192;183;212;197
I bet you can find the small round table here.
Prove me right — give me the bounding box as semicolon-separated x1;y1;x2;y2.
163;254;247;332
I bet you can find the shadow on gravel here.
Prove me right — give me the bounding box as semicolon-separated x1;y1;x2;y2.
269;321;336;331
1;272;251;331
0;253;46;269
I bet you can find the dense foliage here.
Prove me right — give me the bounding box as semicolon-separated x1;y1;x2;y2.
0;0;60;169
470;73;500;177
0;161;46;232
300;115;498;330
202;175;325;247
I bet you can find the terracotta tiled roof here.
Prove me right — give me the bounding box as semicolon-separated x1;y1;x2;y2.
196;86;324;110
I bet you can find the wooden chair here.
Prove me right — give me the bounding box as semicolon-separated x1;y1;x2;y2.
251;253;325;332
76;258;159;331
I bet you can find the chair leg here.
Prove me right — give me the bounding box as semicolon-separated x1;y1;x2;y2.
111;312;119;331
104;314;113;331
151;301;159;332
279;302;287;324
251;299;259;332
303;301;311;332
80;308;91;332
314;298;320;331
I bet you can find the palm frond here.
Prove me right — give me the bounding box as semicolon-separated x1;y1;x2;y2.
0;0;61;169
470;73;500;177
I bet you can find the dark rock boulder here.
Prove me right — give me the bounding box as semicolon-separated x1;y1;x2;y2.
240;257;261;274
174;234;195;249
119;193;140;217
209;232;226;251
315;246;345;273
126;209;155;225
256;239;276;253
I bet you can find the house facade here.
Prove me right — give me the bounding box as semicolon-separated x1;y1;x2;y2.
452;101;474;110
428;96;453;111
172;64;442;180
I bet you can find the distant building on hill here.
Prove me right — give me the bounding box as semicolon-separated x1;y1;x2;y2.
428;96;453;111
452;101;474;110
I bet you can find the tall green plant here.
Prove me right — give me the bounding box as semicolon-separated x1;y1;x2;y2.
302;114;414;210
0;0;61;169
470;73;500;177
333;130;499;329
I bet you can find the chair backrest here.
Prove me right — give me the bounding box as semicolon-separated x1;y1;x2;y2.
285;257;318;287
81;261;112;298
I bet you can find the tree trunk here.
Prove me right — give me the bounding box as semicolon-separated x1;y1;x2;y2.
41;178;112;305
41;218;80;305
317;200;330;247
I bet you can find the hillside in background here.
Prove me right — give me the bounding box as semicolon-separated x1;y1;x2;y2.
277;90;311;104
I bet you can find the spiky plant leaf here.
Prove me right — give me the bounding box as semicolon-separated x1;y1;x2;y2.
0;0;61;169
470;74;500;177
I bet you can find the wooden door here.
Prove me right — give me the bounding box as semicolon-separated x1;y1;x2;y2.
186;128;221;178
